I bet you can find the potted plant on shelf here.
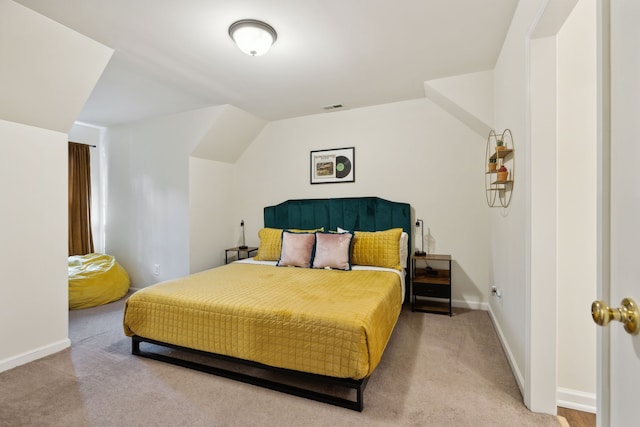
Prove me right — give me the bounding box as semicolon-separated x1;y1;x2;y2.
488;158;497;171
497;164;508;181
496;138;506;152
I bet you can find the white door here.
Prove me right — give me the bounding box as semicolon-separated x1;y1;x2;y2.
597;1;640;425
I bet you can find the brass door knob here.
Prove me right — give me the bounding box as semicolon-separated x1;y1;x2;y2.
591;297;640;335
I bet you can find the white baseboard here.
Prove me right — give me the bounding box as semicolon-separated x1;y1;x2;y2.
557;388;596;413
453;298;489;311
485;306;597;414
0;338;70;373
487;304;526;397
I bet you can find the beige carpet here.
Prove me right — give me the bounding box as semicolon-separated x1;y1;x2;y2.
0;295;561;426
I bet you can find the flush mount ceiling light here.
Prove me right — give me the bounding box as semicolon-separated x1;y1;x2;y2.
228;19;277;56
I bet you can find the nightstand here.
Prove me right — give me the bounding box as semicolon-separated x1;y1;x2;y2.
410;254;452;316
225;246;258;264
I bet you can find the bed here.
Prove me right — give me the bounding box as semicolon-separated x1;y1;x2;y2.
124;197;411;411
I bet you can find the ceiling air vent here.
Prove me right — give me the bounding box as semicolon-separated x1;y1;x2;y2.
322;104;344;111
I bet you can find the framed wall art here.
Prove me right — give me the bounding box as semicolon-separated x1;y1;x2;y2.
310;147;355;184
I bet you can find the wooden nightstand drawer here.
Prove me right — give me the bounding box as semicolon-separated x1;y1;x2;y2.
413;282;450;299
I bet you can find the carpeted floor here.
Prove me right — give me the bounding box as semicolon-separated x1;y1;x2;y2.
0;295;561;426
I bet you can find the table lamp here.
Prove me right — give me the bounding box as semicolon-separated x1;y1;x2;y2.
415;219;426;256
239;220;248;249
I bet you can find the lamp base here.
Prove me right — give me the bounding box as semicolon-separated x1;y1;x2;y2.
239;245;248;249
414;251;427;256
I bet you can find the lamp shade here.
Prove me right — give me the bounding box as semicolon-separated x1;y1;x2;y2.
229;19;277;56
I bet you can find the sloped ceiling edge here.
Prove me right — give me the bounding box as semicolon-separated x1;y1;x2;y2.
191;105;267;163
424;70;494;138
0;1;113;133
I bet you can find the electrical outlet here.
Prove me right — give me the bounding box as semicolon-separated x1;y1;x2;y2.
153;264;160;276
490;285;503;306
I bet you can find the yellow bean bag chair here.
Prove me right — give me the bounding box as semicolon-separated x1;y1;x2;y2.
68;253;130;310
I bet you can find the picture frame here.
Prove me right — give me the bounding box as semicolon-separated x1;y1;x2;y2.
310;147;355;184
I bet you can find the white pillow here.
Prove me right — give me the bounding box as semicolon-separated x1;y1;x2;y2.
399;231;408;269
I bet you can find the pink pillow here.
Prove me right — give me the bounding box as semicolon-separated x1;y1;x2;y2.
312;232;353;270
277;232;316;268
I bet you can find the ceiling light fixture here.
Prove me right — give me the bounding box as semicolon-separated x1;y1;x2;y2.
228;19;277;56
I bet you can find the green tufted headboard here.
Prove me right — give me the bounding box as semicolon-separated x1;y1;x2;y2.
264;197;412;287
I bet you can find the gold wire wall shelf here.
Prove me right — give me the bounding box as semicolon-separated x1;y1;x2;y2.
485;129;514;207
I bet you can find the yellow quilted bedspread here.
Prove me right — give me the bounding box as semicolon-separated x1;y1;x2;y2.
123;263;402;379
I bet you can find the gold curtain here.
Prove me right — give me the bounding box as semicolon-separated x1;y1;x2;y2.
68;142;94;255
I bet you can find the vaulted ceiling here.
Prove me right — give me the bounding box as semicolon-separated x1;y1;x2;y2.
15;0;518;127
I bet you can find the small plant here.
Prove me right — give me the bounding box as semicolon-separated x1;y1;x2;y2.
497;164;508;181
496;138;506;151
488;158;497;171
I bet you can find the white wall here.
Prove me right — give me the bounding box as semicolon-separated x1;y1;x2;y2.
494;0;595;414
493;0;562;414
0;120;69;370
492;0;541;398
69;123;106;253
530;34;560;413
104;106;225;288
556;0;597;410
188;157;236;273
233;98;490;307
0;0;110;372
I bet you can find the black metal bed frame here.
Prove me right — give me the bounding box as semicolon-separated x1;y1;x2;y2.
132;335;369;411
